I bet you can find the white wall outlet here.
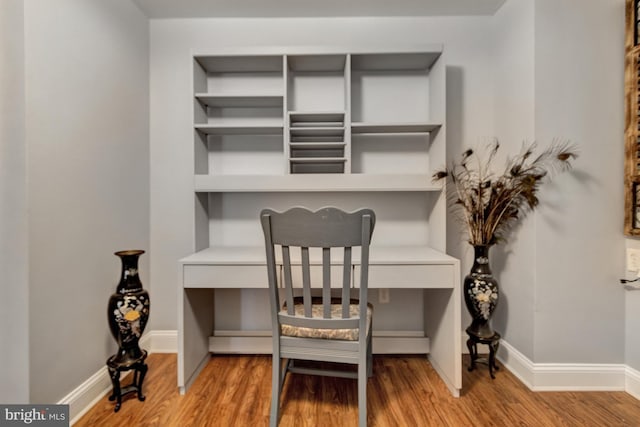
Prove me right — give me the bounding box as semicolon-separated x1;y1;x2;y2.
379;288;390;304
627;248;640;272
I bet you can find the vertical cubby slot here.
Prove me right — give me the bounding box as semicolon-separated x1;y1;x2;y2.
286;54;349;174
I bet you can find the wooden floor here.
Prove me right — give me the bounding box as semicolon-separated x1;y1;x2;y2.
75;354;640;426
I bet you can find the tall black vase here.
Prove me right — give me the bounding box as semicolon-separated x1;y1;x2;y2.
464;245;499;339
108;250;150;365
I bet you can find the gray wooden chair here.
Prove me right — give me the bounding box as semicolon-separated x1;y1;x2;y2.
260;206;376;427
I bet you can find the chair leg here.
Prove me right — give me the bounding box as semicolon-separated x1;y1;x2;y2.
283;358;292;385
358;359;367;427
367;331;373;377
270;355;282;427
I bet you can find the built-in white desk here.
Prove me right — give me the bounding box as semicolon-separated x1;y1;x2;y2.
178;245;461;396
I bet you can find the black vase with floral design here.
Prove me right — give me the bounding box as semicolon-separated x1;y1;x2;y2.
464;245;499;339
108;250;150;365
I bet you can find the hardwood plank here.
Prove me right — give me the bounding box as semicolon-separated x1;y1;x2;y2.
74;354;640;426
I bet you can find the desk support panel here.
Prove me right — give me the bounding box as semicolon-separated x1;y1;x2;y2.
178;288;214;393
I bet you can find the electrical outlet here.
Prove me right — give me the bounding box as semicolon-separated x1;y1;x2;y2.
379;288;390;304
627;248;640;272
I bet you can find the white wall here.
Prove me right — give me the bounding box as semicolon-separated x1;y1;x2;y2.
489;0;626;364
475;0;627;365
24;0;149;403
619;0;640;373
490;0;626;364
0;0;29;403
490;0;536;359
149;16;496;331
626;240;640;370
533;0;625;363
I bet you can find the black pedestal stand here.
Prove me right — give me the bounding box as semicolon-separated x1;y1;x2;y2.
107;350;148;412
466;329;501;379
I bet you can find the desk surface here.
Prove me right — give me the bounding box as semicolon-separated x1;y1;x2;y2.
180;245;458;266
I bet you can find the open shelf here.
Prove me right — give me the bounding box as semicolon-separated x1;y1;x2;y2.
351;52;440;71
289;111;345;124
289;142;346;149
195;55;283;73
195;94;284;108
290;127;344;137
289;159;346;174
351;122;441;134
195;124;283;135
287;54;347;72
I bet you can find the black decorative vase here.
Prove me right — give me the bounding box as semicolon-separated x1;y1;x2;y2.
464;245;499;339
108;250;150;365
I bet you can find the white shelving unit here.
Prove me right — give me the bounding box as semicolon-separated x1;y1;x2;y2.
179;46;460;397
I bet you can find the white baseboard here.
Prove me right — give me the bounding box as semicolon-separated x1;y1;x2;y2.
60;365;113;426
141;329;178;353
626;365;640;399
64;330;178;425
497;340;627;392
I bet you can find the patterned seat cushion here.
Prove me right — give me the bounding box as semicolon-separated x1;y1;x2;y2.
280;303;372;341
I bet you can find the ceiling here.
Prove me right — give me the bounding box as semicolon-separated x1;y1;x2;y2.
132;0;507;19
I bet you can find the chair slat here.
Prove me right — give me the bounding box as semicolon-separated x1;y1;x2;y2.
282;246;294;316
358;215;372;334
301;247;312;317
323;247;331;318
342;247;352;318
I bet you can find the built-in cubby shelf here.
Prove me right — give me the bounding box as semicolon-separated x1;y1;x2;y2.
192;47;444;186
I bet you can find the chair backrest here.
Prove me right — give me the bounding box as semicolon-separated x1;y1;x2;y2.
260;207;376;336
